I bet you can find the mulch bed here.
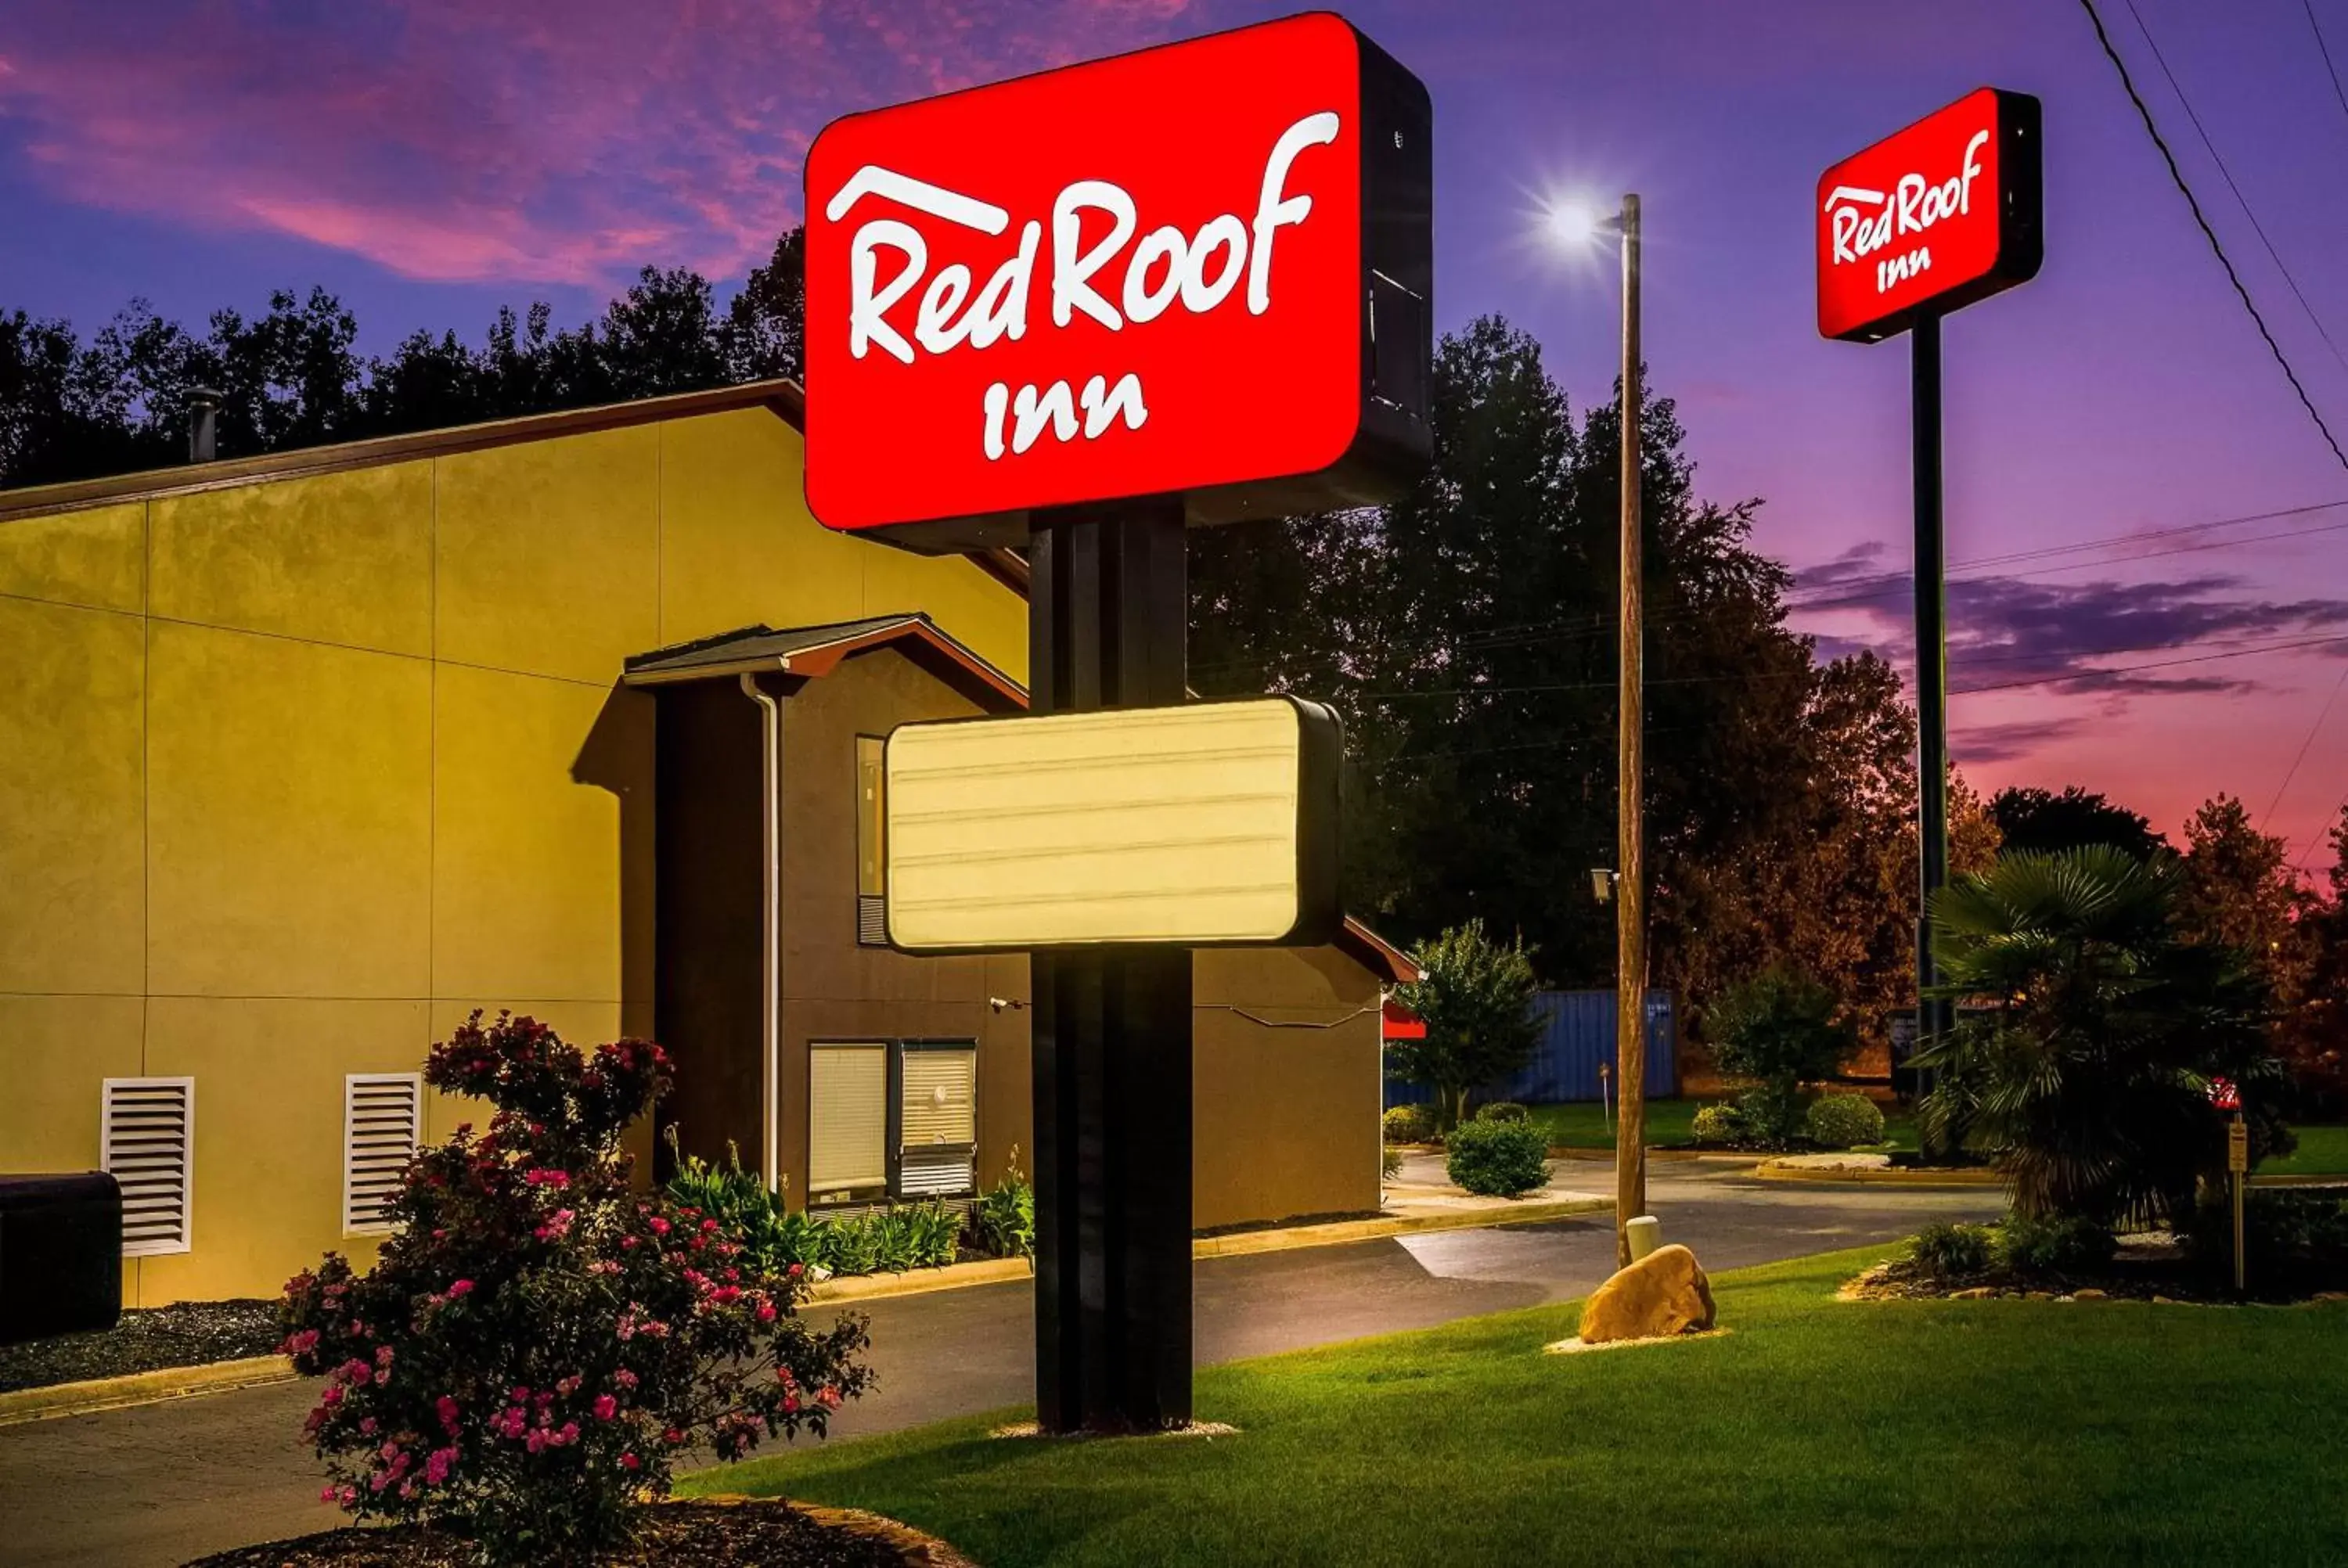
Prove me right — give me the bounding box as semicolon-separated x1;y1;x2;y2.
1841;1234;2348;1307
0;1298;281;1393
183;1499;958;1568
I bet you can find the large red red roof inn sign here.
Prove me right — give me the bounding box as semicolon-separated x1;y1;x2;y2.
803;12;1433;548
1817;87;2042;342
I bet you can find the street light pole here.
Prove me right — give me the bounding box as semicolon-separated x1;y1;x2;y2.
1615;192;1647;1268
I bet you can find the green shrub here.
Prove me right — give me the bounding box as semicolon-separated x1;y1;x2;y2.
2184;1189;2348;1288
1443;1119;1550;1198
1804;1093;1886;1150
1384;1105;1437;1144
1382;1146;1404;1180
1910;1221;1996;1280
1688;1102;1746;1145
971;1149;1035;1260
1474;1101;1530;1124
1708;969;1855;1145
282;1014;870;1565
1995;1212;2116;1278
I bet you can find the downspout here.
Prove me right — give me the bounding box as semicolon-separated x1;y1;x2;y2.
740;674;783;1195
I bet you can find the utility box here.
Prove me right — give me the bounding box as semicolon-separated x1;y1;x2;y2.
0;1173;124;1344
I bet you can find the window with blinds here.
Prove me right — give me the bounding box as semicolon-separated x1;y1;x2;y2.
808;1043;889;1203
101;1077;194;1257
344;1074;423;1235
898;1045;978;1198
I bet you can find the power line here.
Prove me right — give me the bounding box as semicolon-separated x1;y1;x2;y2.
2260;660;2348;829
2309;0;2348;130
2080;0;2348;470
2123;1;2348;378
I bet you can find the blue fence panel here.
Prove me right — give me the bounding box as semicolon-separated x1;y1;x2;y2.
1385;989;1676;1108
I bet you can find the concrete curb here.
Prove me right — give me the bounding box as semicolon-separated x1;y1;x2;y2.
1197;1196;1613;1257
0;1353;295;1428
1752;1160;2000;1186
2;1199;1617;1426
807;1256;1035;1304
811;1196;1619;1299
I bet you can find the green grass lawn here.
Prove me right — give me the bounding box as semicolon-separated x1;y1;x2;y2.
691;1245;2348;1564
2267;1124;2348;1175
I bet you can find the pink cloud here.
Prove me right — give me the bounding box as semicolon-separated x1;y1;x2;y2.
0;0;1202;287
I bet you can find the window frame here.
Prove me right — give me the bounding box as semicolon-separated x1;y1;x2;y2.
804;1037;980;1209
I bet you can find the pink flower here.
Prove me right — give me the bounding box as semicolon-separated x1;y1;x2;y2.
664;1426;685;1446
358;1417;378;1437
614;1368;638;1390
649;1217;671;1235
757;1301;777;1323
817;1386;842;1409
556;1422;580;1447
435;1394;461;1432
524;1168;570;1188
526;1430;547;1454
336;1485;358;1509
700;1218;721;1233
285;1329;320;1355
787;1263;805;1278
320;1384;344;1408
447;1278;474;1298
425;1448;456;1486
782;1393;798;1413
593;1394;618;1421
620;1452;641;1472
374;1345;394;1368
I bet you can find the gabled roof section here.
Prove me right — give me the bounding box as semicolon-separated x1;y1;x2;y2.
0;379;807;523
622;612;1025;711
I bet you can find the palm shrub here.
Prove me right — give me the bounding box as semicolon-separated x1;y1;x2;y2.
1914;847;2286;1227
1388;921;1540;1132
279;1012;872;1566
1705;969;1854;1146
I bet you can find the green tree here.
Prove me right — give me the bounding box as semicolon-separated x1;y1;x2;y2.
1388;920;1540;1131
1915;847;2285;1226
2175;794;2317;1000
2280;804;2348;1115
1703;969;1856;1145
1990;785;2166;859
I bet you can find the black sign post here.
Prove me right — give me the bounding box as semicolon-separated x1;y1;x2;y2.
1026;501;1195;1432
1912;308;1948;1088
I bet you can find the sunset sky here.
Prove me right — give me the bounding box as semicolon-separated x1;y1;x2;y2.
5;0;2347;869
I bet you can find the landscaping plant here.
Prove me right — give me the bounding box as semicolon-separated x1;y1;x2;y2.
1442;1117;1550;1198
1993;1212;2117;1280
1389;921;1540;1132
279;1012;873;1566
1705;969;1855;1146
971;1152;1036;1261
1688;1102;1746;1146
1383;1104;1437;1145
1908;1221;1995;1282
1914;847;2289;1226
1474;1100;1531;1124
1802;1092;1885;1150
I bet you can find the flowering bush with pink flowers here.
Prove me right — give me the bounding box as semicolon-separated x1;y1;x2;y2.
279;1012;873;1566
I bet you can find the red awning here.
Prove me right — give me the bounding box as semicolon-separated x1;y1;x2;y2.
1382;996;1425;1041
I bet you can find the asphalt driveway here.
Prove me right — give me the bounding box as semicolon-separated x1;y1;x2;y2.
0;1163;1997;1568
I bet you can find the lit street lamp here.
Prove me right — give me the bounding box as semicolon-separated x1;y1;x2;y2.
1547;192;1647;1267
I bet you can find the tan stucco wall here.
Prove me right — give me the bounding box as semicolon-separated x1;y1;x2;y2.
0;406;1024;1304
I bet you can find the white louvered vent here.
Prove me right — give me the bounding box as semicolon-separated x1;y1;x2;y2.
344;1074;423;1235
102;1077;194;1257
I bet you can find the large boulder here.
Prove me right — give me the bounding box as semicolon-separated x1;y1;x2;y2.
1578;1243;1716;1344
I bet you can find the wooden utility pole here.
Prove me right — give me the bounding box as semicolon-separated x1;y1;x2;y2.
1615;192;1647;1268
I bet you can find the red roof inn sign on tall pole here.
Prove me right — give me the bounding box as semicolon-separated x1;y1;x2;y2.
1820;88;2040;1096
1817;88;2041;342
804;11;1433;549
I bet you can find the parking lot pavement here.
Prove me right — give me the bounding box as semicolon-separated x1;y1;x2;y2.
0;1163;1997;1568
